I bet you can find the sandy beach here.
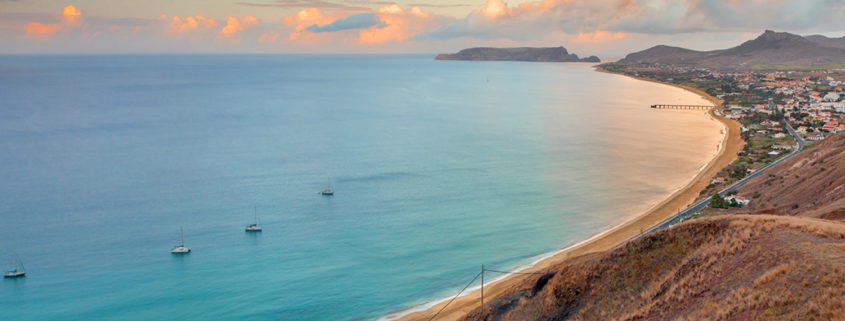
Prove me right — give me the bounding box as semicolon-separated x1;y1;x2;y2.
390;69;744;321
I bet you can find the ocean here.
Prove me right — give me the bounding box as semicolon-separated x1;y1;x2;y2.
0;55;721;320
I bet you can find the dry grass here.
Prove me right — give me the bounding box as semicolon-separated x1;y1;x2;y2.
462;215;845;321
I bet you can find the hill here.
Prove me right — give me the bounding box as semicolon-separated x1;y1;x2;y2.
615;30;845;70
807;34;845;49
462;215;845;321
435;47;600;63
733;134;845;219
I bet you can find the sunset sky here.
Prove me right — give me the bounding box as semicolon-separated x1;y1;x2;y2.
2;0;845;56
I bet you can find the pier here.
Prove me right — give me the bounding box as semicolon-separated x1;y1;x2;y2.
651;104;715;110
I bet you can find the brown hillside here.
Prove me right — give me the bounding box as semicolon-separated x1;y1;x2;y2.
462;215;845;321
734;134;845;220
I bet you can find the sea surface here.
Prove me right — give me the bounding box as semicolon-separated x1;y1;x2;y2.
0;55;721;320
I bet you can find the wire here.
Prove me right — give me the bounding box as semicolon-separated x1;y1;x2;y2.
427;271;482;321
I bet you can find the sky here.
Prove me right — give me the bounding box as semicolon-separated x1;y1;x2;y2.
2;0;845;56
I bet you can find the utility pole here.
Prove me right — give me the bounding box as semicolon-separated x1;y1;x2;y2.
480;264;484;309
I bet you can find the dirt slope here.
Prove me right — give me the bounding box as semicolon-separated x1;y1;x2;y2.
734;134;845;220
462;215;845;321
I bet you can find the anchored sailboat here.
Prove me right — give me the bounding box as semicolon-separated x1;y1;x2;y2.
320;178;334;196
171;227;191;254
4;254;25;278
245;206;262;232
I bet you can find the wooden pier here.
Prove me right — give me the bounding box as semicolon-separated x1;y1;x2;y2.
651;104;715;110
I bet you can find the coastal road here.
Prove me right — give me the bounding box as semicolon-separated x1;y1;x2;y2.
633;121;806;240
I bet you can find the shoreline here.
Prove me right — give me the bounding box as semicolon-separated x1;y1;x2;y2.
387;67;744;321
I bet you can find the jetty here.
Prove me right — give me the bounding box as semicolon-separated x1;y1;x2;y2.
651;104;715;110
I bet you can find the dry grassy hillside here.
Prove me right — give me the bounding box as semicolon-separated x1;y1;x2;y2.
734;134;845;219
462;215;845;321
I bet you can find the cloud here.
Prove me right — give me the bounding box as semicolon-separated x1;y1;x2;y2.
358;5;442;44
24;22;61;37
283;8;340;42
238;0;370;11
575;30;628;43
218;16;260;38
21;4;84;39
306;13;382;32
420;0;845;41
168;15;218;34
61;5;82;24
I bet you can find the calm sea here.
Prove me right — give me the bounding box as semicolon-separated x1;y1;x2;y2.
0;55;720;320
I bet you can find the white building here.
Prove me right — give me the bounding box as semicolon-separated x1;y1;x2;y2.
823;92;841;102
725;195;751;206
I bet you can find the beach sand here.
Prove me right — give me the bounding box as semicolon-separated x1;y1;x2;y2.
390;69;744;321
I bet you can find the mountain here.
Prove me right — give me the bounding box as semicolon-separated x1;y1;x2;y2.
806;34;845;49
733;134;845;219
435;47;600;63
615;30;845;70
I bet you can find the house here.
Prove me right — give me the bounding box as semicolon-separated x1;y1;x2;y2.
711;177;727;185
808;134;826;141
768;151;781;156
725;195;751;206
773;133;787;138
773;144;793;150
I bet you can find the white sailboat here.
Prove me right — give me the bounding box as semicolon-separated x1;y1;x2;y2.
245;206;262;232
4;255;26;278
171;227;191;254
320;178;334;196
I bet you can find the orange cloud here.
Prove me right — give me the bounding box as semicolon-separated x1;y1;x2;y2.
168;15;218;34
283;8;337;43
358;5;433;45
62;5;82;24
24;22;61;37
218;16;259;39
575;31;628;43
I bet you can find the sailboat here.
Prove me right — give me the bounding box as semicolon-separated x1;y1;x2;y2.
245;206;262;232
171;227;191;254
320;178;334;196
4;255;25;278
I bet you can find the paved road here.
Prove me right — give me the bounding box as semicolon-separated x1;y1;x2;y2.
632;121;806;241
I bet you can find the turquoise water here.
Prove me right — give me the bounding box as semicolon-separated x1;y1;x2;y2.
0;55;719;320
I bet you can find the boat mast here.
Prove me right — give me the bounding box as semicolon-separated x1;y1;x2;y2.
180;227;185;247
254;206;259;225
